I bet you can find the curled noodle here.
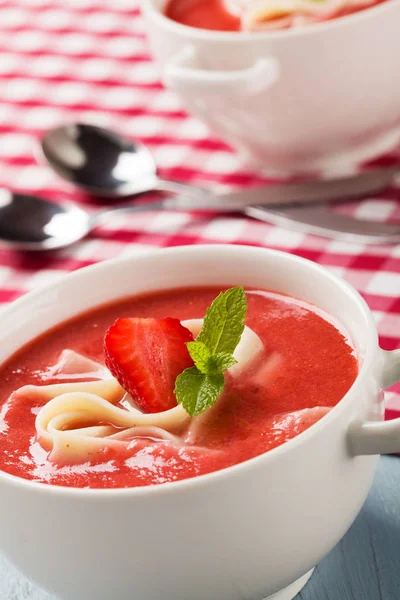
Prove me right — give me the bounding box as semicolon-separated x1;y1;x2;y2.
20;321;264;464
34;387;189;462
17;352;190;463
234;0;380;30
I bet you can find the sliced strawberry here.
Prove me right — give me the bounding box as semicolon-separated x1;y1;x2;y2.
104;317;194;413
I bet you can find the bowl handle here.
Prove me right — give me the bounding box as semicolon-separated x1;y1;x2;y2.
164;45;280;96
349;349;400;455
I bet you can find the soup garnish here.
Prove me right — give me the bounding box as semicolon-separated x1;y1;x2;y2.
105;287;247;417
104;316;195;414
174;286;247;416
0;286;358;488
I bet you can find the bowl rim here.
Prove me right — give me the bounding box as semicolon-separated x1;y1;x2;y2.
0;244;379;498
140;0;399;42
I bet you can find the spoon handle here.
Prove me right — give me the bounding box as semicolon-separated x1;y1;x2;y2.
166;166;399;211
88;189;400;245
245;205;400;244
154;178;211;199
91;202;167;226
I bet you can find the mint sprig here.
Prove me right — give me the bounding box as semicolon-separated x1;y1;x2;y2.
174;286;247;417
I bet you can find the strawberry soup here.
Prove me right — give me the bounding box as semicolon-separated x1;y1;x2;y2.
164;0;387;31
0;286;357;489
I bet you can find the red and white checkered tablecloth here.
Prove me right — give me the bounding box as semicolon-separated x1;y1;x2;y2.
0;0;398;407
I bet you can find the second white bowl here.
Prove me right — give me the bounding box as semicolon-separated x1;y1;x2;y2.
141;0;400;176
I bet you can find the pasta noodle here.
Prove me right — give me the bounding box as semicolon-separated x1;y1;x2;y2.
35;389;189;462
16;319;264;463
15;351;189;463
240;0;380;30
42;349;111;381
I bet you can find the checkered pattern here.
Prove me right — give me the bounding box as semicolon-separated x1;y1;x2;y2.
0;0;398;410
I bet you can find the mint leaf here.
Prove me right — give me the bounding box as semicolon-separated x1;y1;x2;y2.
207;352;237;375
175;286;248;417
197;286;247;355
174;367;225;417
186;341;211;374
187;343;237;375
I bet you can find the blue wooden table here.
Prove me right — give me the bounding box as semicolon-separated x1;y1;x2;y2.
299;456;400;600
0;456;399;600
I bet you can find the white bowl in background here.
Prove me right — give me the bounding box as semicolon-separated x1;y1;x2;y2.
141;0;400;176
0;245;399;600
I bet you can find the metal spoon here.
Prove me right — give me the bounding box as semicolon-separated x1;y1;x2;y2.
0;191;191;251
41;123;209;200
40;123;400;244
0;189;399;252
41;123;400;207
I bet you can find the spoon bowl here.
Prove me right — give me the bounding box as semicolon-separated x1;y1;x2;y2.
40;124;206;200
0;191;92;251
41;124;159;198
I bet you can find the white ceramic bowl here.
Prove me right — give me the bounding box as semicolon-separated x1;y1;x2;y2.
0;245;399;600
141;0;400;176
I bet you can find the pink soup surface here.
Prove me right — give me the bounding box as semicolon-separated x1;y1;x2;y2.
0;287;358;489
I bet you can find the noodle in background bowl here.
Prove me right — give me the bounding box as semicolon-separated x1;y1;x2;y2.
141;0;400;176
0;245;399;600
